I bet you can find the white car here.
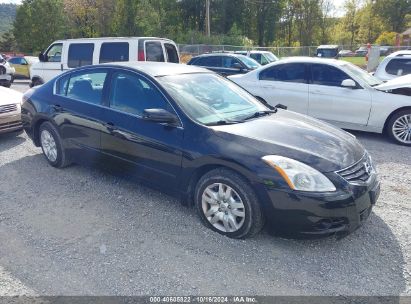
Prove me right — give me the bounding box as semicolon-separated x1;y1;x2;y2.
0;54;16;88
229;57;411;145
0;86;23;134
374;50;411;81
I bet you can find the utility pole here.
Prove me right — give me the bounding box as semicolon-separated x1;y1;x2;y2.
205;0;210;37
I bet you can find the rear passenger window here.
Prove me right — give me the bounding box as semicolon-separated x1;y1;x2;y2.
68;43;94;68
99;42;129;63
145;42;164;62
65;70;108;104
165;43;179;63
259;63;307;83
385;59;411;76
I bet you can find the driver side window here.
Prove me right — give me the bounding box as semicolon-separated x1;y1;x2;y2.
45;43;63;63
109;72;171;116
311;64;352;87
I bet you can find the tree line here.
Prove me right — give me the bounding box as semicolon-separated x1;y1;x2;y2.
1;0;410;54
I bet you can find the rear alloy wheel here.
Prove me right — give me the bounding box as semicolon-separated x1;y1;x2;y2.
195;168;264;239
39;121;70;168
388;110;411;146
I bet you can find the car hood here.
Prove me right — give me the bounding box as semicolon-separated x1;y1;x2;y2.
375;74;411;90
212;110;365;172
0;86;22;106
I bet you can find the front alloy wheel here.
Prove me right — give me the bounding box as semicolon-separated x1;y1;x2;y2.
202;183;246;233
195;168;264;239
388;110;411;146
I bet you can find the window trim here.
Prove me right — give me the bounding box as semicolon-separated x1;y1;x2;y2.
143;40;165;62
45;43;63;63
385;58;411;76
67;43;95;68
258;63;309;84
54;67;110;107
99;42;130;64
164;43;179;63
53;66;184;128
105;68;184;128
309;63;361;88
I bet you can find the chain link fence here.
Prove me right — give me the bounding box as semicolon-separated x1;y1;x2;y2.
178;44;411;63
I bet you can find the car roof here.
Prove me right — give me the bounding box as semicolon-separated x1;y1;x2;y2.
100;62;209;77
387;50;411;58
193;52;246;58
317;45;339;49
273;56;347;66
52;37;175;43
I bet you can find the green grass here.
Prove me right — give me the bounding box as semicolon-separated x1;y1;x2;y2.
340;56;385;68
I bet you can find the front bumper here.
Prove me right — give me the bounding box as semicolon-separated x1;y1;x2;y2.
0;113;23;134
0;74;12;83
260;173;380;238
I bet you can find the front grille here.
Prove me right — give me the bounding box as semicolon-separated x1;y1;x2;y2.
0;65;5;75
0;104;17;114
0;120;22;131
336;153;374;184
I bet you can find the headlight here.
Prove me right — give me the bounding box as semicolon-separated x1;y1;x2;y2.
262;155;336;192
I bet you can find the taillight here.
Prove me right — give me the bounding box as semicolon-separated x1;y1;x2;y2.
138;50;145;61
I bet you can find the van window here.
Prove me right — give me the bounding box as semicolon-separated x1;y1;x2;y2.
45;43;63;63
164;43;179;63
68;43;94;68
145;41;164;62
99;42;129;63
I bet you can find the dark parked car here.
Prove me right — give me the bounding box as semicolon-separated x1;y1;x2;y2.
21;62;380;239
187;53;260;76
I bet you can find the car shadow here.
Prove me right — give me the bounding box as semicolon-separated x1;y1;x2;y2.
0;153;407;296
0;132;26;154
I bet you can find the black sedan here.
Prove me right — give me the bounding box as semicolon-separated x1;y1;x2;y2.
21;62;380;239
187;53;260;76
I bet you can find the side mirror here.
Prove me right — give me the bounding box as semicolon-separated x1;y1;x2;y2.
341;79;356;89
143;108;179;125
232;62;243;70
39;52;46;62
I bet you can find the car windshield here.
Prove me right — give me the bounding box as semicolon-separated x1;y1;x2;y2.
237;55;260;69
317;49;338;58
265;52;278;62
342;63;383;87
158;73;268;125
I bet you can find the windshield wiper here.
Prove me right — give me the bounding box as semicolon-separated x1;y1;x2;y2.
206;119;243;126
241;110;277;122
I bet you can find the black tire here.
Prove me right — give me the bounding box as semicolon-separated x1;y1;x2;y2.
386;109;411;146
39;121;70;168
2;81;11;88
31;79;43;87
194;168;264;239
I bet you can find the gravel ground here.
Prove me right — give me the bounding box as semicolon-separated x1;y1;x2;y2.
0;81;409;296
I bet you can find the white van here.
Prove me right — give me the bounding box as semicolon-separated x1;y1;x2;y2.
29;37;180;87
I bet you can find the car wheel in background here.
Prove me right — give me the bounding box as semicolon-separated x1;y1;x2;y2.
387;109;411;146
194;168;264;239
39;121;70;168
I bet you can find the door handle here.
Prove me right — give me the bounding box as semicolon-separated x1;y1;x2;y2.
105;122;115;132
52;104;62;112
